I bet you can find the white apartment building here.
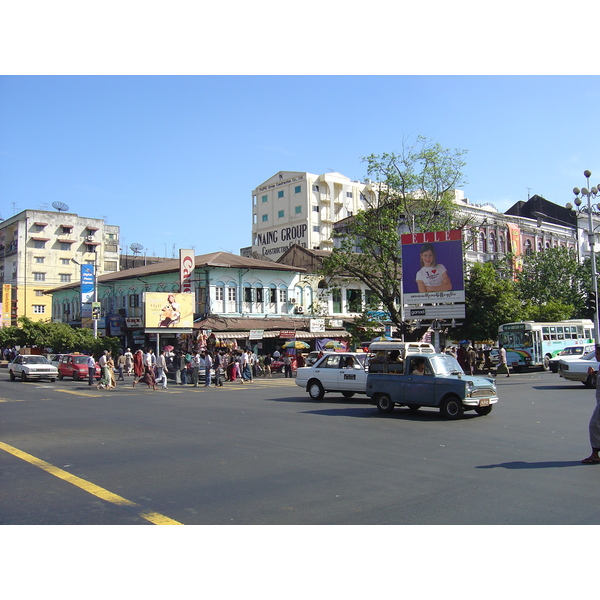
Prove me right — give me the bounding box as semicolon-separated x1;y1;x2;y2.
250;171;376;259
0;209;120;324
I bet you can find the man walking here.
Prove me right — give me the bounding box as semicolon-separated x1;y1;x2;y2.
87;353;96;386
156;349;168;389
202;351;213;387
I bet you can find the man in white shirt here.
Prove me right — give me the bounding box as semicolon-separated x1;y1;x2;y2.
202;351;213;387
87;353;96;386
156;349;168;389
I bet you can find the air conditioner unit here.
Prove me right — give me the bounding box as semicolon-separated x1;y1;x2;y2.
294;306;304;314
87;235;95;241
289;297;296;304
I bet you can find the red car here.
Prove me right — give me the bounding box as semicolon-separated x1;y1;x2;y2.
271;357;297;373
57;354;101;380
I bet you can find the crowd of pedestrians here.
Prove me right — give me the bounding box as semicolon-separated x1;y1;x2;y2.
84;345;298;391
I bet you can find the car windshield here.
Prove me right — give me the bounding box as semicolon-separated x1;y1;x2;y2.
429;355;464;375
23;356;49;364
73;356;87;364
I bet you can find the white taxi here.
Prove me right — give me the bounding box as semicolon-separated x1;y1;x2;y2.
295;352;368;400
8;354;58;382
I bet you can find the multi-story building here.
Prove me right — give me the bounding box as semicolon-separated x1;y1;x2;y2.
0;209;119;324
248;171;376;259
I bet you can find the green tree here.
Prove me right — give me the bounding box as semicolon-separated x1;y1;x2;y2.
457;261;523;342
517;246;589;319
321;137;468;329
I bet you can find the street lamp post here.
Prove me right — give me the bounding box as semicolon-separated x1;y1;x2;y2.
567;169;600;343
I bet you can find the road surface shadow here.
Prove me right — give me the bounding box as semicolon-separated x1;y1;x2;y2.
476;460;584;469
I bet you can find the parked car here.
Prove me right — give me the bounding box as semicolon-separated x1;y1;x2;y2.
548;344;596;373
57;353;101;380
367;353;498;419
558;350;598;387
49;353;67;368
271;357;297;373
305;351;321;366
295;352;369;399
8;355;58;382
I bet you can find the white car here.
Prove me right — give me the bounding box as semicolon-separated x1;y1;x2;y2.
295;352;368;400
8;354;58;382
557;350;598;387
548;344;595;373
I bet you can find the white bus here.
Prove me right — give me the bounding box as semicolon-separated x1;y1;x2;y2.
497;319;594;371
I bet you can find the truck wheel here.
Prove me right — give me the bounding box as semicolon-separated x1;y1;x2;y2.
342;391;355;398
308;380;325;400
474;405;493;416
440;396;464;419
376;394;395;413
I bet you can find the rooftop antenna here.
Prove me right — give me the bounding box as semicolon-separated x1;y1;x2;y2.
52;201;69;212
130;242;143;255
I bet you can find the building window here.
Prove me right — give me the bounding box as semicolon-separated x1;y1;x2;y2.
278;210;284;218
295;206;302;214
215;287;224;301
262;214;268;222
34;240;45;249
262;195;268;203
34;224;45;232
525;239;533;256
347;289;362;312
499;235;506;253
295;185;301;194
33;305;46;314
33;272;46;281
479;232;487;253
35;289;44;296
312;205;319;213
227;287;237;302
332;289;342;313
60;274;71;283
34;256;44;263
244;287;253;302
346;191;353;198
278;190;284;198
104;261;118;271
313;226;320;233
61;226;72;234
312;185;319;192
60;242;71;251
256;287;263;302
489;232;497;253
61;258;70;265
279;289;287;303
129;294;140;308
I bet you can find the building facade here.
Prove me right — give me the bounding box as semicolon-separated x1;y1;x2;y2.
249;171;376;259
0;209;119;325
47;251;349;351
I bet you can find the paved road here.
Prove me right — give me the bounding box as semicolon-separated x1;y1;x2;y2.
1;369;599;525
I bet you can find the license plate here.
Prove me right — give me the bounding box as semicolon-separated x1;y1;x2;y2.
479;398;490;407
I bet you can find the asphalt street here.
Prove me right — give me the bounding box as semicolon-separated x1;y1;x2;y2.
1;369;599;526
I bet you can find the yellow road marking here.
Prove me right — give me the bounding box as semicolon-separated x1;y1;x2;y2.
54;389;102;397
0;441;182;525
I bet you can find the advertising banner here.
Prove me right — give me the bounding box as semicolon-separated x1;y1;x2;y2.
179;249;195;294
401;229;465;305
144;292;194;329
2;283;10;326
80;264;95;304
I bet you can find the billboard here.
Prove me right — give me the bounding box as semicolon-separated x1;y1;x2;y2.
144;292;194;329
179;249;195;293
80;264;95;303
401;229;465;305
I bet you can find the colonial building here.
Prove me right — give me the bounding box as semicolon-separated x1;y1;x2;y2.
0;209;119;325
46;251;349;351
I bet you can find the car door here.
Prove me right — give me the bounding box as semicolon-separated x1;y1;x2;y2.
404;357;436;405
337;355;368;391
314;355;344;391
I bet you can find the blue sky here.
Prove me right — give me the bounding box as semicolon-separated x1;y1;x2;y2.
2;75;600;258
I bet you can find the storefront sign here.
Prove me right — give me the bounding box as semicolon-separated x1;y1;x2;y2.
249;329;264;340
279;330;296;339
310;319;325;333
179;248;195;293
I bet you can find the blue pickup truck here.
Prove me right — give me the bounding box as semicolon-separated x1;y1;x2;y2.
366;352;498;419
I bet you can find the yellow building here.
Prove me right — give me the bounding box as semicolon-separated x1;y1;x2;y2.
0;209;119;324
